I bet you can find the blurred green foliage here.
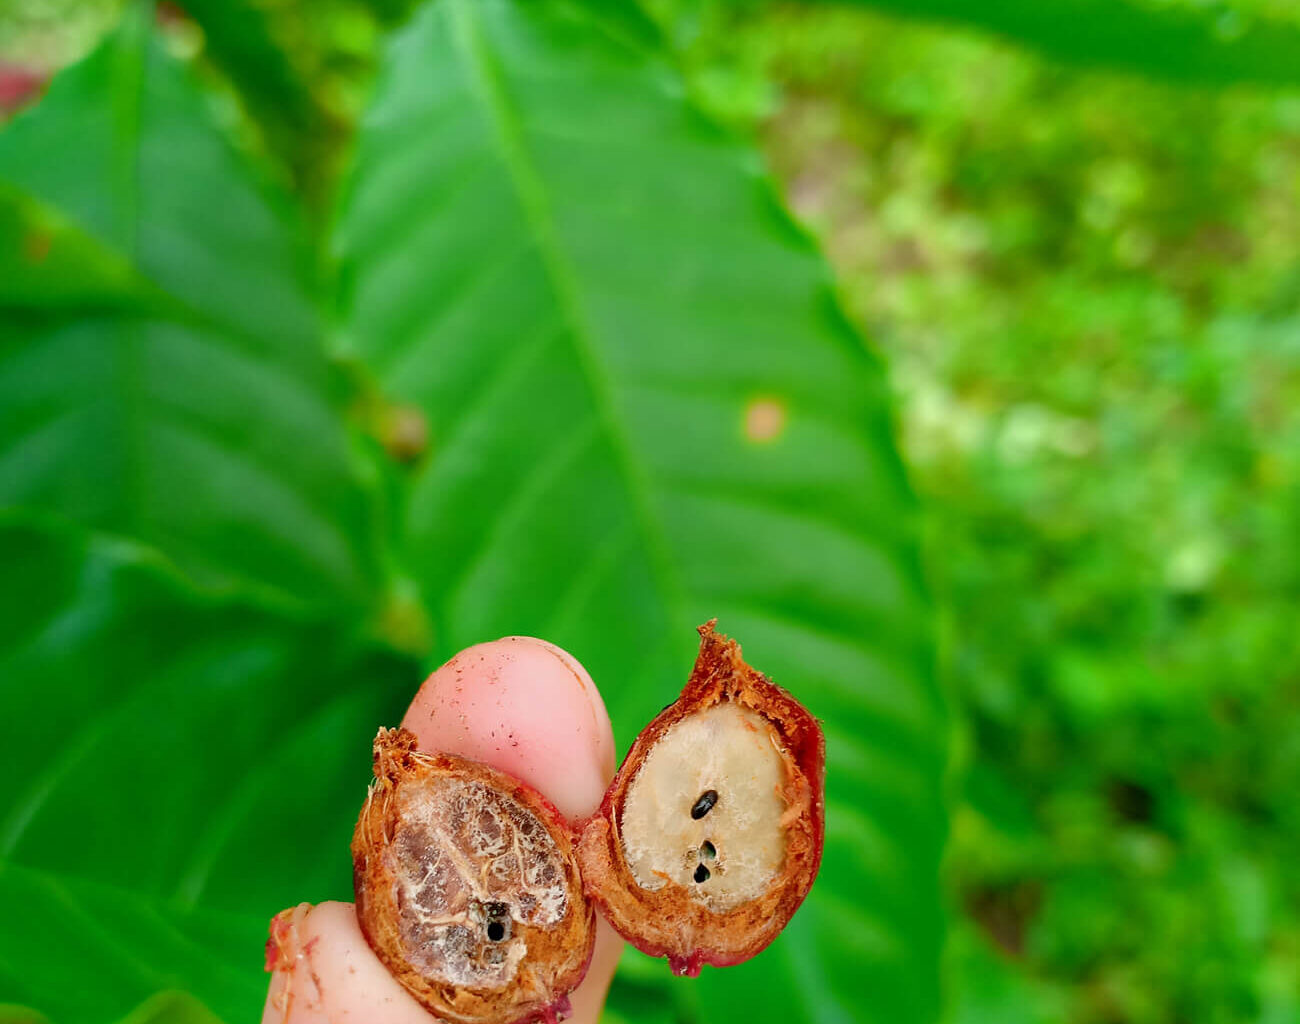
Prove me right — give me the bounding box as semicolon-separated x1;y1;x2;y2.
2;1;1298;1023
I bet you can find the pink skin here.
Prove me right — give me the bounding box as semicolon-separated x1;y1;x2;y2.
262;637;624;1024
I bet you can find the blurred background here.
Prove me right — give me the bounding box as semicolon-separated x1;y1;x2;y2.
2;1;1298;1023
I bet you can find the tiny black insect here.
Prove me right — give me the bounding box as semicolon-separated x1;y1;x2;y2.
691;789;719;820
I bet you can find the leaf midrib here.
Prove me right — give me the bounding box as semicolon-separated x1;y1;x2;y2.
109;5;148;538
446;0;691;634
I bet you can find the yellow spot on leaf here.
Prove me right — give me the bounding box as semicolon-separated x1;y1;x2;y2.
743;397;786;443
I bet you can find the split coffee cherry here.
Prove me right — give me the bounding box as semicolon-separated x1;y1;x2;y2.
352;728;595;1024
577;621;826;976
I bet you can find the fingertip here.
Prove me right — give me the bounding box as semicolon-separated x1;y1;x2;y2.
400;636;616;821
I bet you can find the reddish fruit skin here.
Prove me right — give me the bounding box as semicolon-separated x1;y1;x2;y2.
577;621;826;975
353;728;595;1024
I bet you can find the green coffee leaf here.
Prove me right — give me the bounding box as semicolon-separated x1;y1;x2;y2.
337;2;947;1020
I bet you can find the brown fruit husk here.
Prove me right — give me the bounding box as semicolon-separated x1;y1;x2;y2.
577;621;826;976
352;728;595;1024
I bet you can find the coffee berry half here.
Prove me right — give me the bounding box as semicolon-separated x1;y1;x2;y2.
578;621;825;976
352;729;594;1024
